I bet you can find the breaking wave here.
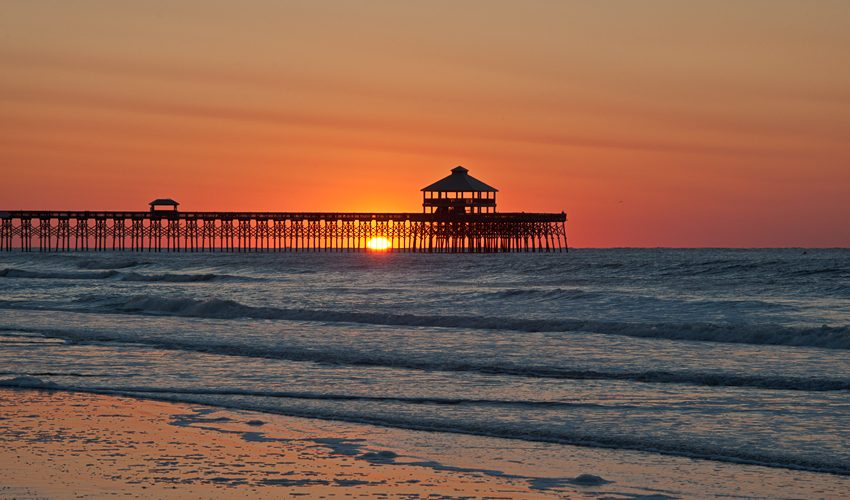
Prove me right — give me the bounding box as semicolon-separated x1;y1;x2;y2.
0;268;119;280
75;259;148;269
0;268;249;283
0;378;605;408
4;325;849;391
86;295;850;350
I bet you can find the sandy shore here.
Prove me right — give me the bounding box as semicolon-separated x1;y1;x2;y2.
0;388;600;499
2;388;848;499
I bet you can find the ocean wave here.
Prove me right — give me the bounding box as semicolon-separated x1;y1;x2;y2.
0;268;249;283
472;288;597;301
4;325;849;391
656;259;849;280
76;259;148;270
2;376;847;476
691;261;787;274
0;378;603;408
0;371;135;378
94;295;850;350
0;268;120;279
120;272;219;283
0;375;59;389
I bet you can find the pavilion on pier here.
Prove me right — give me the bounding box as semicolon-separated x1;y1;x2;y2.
149;198;179;213
421;166;497;214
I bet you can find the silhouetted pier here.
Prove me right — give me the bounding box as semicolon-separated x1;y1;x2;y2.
0;167;568;253
0;211;566;253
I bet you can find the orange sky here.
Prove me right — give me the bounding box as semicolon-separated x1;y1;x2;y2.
1;1;849;247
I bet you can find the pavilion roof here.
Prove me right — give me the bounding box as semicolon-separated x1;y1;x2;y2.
149;198;180;206
421;166;498;192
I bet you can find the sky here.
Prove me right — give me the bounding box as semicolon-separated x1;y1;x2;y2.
1;1;848;247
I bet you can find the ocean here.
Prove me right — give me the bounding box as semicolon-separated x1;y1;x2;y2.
1;249;849;487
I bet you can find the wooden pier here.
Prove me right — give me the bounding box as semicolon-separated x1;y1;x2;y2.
0;167;568;253
0;211;566;253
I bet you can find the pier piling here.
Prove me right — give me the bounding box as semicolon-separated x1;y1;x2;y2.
0;211;567;253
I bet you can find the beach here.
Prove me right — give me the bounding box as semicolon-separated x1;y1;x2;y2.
4;388;849;499
1;249;849;498
2;389;567;499
4;0;850;496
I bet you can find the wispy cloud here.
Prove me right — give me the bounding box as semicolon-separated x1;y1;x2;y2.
0;82;811;159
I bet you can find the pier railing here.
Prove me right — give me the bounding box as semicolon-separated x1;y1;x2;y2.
0;211;567;253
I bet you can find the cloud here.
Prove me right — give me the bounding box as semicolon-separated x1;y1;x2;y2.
0;83;805;159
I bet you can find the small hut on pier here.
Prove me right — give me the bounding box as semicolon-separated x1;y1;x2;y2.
149;198;179;213
421;166;497;214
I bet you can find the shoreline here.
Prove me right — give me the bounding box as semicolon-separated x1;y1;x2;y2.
0;388;599;499
2;388;849;499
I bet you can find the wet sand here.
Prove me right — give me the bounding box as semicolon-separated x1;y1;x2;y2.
2;388;848;499
0;389;593;499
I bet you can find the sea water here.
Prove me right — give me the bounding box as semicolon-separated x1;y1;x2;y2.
1;249;848;490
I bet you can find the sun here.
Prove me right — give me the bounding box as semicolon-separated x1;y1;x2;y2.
366;237;391;251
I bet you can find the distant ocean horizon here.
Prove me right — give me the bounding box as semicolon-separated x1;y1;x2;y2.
1;248;849;477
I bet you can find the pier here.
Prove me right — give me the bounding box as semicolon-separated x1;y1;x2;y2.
0;211;566;253
0;167;567;253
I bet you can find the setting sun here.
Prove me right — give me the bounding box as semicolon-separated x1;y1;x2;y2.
366;237;391;251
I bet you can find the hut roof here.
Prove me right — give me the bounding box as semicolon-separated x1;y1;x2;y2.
149;198;180;207
421;166;498;192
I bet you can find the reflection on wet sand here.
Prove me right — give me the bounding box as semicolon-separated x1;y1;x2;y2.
3;388;849;499
0;389;591;498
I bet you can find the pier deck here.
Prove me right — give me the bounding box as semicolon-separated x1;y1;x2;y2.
0;211;567;253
